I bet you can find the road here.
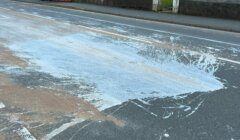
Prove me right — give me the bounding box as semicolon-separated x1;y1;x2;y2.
0;0;239;139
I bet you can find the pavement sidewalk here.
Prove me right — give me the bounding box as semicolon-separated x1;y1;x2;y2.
12;0;240;33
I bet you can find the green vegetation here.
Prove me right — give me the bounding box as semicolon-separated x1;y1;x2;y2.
161;0;173;10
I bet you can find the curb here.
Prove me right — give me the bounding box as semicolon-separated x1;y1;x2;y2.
11;0;240;33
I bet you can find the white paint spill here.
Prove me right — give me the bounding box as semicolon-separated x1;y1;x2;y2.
43;118;84;140
0;102;5;109
0;9;224;110
16;127;36;140
218;57;240;65
161;105;191;112
0;14;9;19
162;112;173;119
170;36;175;43
130;101;158;117
164;133;170;138
106;26;128;33
9;32;225;109
183;106;191;112
186;100;205;117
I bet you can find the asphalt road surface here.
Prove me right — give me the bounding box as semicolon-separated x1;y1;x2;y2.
0;0;240;139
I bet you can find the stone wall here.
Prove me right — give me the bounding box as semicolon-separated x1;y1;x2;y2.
74;0;153;10
179;0;240;20
74;0;102;5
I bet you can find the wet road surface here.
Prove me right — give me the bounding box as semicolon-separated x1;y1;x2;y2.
0;0;240;139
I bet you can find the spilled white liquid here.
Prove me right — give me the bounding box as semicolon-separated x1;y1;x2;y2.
8;32;223;110
0;102;5;109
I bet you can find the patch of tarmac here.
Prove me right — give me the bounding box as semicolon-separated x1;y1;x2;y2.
48;63;240;140
53;88;240;140
11;70;96;98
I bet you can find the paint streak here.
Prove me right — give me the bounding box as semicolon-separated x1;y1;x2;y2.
43;118;85;140
16;127;36;140
186;100;205;117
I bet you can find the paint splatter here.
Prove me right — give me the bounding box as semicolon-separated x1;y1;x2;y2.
0;102;5;109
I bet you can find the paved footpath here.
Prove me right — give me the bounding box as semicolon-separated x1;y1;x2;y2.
13;0;240;32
